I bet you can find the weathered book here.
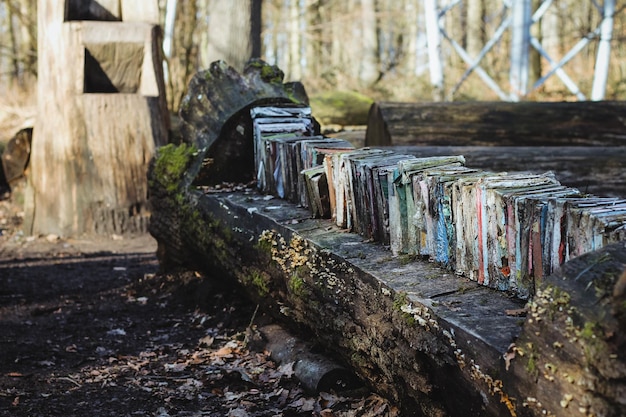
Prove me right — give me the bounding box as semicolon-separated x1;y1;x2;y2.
351;154;415;239
344;150;395;233
389;156;466;256
412;166;481;267
333;149;390;230
302;165;330;218
565;198;626;260
297;139;354;208
272;136;317;201
491;185;580;296
251;106;315;195
473;173;560;288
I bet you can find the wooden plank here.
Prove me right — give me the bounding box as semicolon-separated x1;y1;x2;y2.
365;101;626;147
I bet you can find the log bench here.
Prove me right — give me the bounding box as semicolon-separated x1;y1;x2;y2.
148;60;626;417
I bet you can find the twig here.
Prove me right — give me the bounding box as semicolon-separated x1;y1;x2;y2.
248;304;260;329
56;376;82;388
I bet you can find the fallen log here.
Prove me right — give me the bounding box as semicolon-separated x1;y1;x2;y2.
259;324;362;394
148;61;626;416
365;101;626;147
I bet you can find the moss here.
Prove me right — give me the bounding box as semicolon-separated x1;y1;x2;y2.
288;272;308;298
399;254;418;265
255;235;273;255
151;143;196;194
260;65;284;84
392;291;410;312
526;350;539;379
250;270;270;297
392;291;418;326
309;90;374;126
579;321;596;340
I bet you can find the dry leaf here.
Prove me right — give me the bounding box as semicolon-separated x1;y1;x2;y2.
199;335;214;347
164;362;187;373
278;361;295;378
227;408;250;417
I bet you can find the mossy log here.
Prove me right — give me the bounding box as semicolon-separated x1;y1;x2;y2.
149;62;626;416
507;244;626;417
365;101;626;147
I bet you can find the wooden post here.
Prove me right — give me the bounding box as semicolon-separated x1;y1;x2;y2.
26;0;169;237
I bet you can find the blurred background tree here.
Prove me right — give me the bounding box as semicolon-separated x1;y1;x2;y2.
1;0;625;137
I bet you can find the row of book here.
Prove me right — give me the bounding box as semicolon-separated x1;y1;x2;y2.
250;105;626;298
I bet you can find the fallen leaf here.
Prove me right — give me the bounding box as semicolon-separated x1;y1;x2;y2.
199;335;214;347
278;361;295;378
214;346;234;357
164;362;187;373
224;391;243;402
290;397;316;412
106;328;126;336
505;308;527;317
227;408;250;417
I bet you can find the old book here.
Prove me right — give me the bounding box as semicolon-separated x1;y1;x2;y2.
297;139;353;208
389;156;466;256
302;165;330;218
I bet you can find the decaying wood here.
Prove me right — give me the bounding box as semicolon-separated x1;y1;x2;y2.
148;62;626;416
365;101;626;147
1;127;32;187
26;1;168;236
177;59;313;188
259;324;361;394
507;243;626;417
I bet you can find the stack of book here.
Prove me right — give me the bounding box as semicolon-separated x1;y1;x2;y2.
248;105;626;298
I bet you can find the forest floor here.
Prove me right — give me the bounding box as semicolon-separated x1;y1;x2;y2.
0;194;398;417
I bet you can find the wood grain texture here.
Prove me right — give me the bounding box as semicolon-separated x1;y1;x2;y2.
365;101;626;147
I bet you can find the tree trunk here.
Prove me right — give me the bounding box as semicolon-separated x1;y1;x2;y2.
466;0;484;58
365;101;626;147
288;0;302;81
206;0;255;72
26;0;168;237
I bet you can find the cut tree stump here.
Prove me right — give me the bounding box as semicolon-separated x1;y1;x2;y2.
26;0;168;237
148;62;626;416
365;101;626;147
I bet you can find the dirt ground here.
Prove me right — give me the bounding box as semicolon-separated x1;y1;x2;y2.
0;194;398;417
